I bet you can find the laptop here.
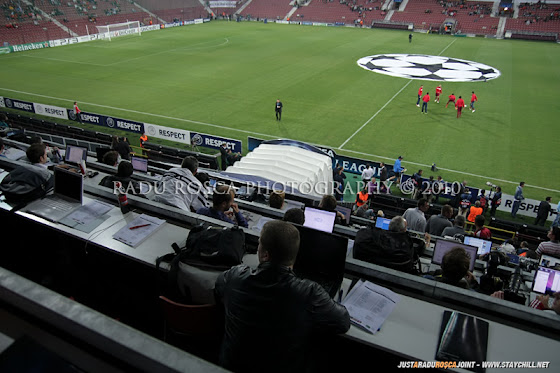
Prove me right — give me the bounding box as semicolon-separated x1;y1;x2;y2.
25;167;84;222
303;207;336;233
96;147;111;163
375;217;391;231
64;145;88;165
539;254;560;269
463;236;492;256
131;155;148;173
532;266;560;295
293;225;348;298
506;253;520;265
335;205;351;225
431;239;478;272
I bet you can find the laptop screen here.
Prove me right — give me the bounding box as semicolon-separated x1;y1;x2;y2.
432;239;478;272
506;253;520;265
335;205;351;225
375;217;391;231
540;254;560;269
54;167;83;203
532;266;560;295
65;145;87;165
463;236;492;256
303;207;336;233
131;155;148;173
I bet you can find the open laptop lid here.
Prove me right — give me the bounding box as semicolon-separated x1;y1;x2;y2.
432;239;478;272
540;254;560;269
54;167;83;203
335;205;351;225
131;155;148;173
375;217;391;231
64;145;87;165
293;225;348;298
463;236;492;256
303;207;336;233
532;266;560;295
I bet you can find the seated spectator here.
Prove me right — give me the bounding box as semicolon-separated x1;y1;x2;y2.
102;150;119;166
0;114;9;128
353;216;429;274
269;190;285;209
536;227;560;259
99;160;141;195
402;198;429;232
152;156;209;212
441;215;466;238
355;199;375;220
197;184;248;227
473;215;492;239
214;220;350;373
518;241;538;259
366;177;378;195
318;194;346;225
467;201;483;223
29;136;60;163
425;204;453;236
194;171;210;190
283;207;305;225
425;247;479;290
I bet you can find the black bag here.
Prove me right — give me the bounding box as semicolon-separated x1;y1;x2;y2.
0;164;53;203
353;226;421;274
156;224;246;302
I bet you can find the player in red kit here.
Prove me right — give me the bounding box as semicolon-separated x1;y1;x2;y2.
445;93;456;108
421;92;430;114
470;91;478;112
435;85;442;103
455;96;465;118
416;85;423;107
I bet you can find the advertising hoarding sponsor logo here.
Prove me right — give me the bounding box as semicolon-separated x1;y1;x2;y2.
191;132;242;153
33;103;69;120
144;123;191;144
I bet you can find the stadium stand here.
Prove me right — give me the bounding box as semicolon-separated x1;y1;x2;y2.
238;0;293;20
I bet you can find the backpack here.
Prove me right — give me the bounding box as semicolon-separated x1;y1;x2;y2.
156;224;246;303
353;226;422;274
0;164;53;204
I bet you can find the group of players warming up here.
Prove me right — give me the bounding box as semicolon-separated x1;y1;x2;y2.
416;85;477;118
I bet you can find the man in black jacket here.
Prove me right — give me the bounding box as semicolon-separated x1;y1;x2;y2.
214;220;350;373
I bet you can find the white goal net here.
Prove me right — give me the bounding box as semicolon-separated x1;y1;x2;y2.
96;21;141;41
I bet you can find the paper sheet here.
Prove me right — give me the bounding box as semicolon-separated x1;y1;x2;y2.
342;279;400;334
112;214;166;248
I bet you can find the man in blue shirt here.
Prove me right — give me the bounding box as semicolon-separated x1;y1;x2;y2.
511;181;525;218
197;184;249;227
393;156;406;185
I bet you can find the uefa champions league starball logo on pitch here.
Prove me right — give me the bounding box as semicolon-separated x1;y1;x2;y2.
357;54;500;82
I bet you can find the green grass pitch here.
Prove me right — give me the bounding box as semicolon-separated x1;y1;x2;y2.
0;21;559;201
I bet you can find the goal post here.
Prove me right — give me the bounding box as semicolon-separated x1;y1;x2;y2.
96;20;141;41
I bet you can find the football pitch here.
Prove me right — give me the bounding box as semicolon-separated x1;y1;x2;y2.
0;21;559;201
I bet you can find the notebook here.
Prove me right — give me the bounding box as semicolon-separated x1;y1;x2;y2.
532;266;560;295
303;207;336;233
293;225;348;298
131;155;148;173
436;311;489;373
432;239;478;272
463;236;492;256
335;205;352;225
25;167;83;222
375;217;391;231
64;145;88;165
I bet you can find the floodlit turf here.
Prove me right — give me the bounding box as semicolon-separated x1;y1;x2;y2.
0;21;558;200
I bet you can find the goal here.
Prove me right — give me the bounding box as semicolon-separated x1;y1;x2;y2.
96;21;141;41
